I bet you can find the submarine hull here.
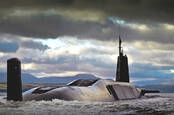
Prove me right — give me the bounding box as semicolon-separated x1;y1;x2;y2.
23;80;141;101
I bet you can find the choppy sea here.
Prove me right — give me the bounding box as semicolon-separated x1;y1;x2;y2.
0;93;174;115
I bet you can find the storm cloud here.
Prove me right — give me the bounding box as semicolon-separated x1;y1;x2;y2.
0;0;174;43
0;0;174;23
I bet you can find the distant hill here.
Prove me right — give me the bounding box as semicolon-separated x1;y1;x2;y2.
38;74;99;84
136;84;174;93
0;73;100;84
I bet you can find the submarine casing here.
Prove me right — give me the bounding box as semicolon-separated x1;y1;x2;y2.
23;80;141;101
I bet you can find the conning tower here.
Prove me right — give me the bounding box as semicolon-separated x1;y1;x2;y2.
116;36;129;82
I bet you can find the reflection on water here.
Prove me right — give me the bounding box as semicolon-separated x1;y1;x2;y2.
0;93;174;115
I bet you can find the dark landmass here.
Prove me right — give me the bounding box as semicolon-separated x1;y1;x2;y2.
0;83;65;92
0;73;100;92
1;82;173;93
0;73;99;84
0;72;173;93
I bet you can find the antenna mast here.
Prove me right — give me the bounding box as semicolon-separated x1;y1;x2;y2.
119;35;122;56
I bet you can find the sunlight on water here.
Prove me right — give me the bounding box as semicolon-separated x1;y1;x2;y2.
0;93;174;115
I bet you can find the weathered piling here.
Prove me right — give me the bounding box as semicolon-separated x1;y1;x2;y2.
7;58;23;101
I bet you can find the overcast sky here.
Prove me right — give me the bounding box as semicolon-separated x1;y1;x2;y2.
0;0;174;85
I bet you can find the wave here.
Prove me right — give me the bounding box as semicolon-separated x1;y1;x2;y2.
0;93;174;115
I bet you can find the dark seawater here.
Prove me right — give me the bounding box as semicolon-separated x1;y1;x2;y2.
0;93;174;115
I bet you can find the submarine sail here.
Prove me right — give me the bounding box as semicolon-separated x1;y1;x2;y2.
116;36;129;82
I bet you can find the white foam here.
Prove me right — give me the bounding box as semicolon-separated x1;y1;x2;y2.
0;93;173;115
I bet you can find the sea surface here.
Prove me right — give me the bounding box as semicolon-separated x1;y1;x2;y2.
0;93;174;115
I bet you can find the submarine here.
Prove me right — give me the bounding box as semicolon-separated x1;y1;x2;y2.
6;36;159;102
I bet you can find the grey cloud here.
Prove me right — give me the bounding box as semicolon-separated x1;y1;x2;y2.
0;42;19;52
21;53;116;77
0;0;174;23
0;14;103;38
2;12;174;44
22;53;114;67
130;62;174;85
0;13;120;41
20;40;49;51
0;34;50;51
0;0;173;42
82;47;115;55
